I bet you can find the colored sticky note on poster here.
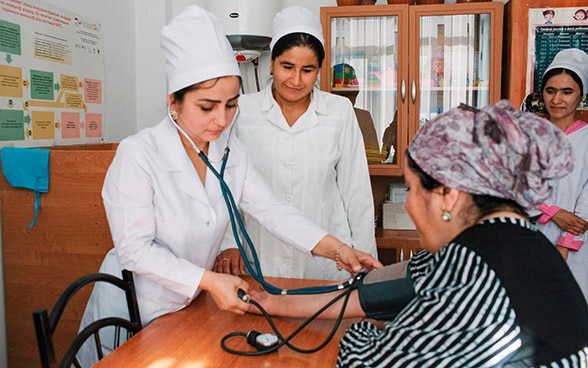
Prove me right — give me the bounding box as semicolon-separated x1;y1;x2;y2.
61;111;80;139
84;112;102;138
60;74;79;91
30;69;55;101
64;92;83;109
31;110;55;140
84;78;102;104
0;65;23;98
0;109;25;141
0;19;21;55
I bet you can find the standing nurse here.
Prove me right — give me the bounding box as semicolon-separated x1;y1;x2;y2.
78;6;381;365
217;7;377;280
535;48;588;302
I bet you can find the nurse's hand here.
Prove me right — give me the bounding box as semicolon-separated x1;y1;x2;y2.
552;209;588;236
214;248;245;275
336;245;383;274
200;270;250;315
312;235;383;274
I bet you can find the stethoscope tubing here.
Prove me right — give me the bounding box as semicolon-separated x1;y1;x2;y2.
220;271;365;355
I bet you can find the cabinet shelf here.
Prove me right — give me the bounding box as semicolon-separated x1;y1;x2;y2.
421;86;490;92
375;226;421;264
369;163;402;176
332;86;398;92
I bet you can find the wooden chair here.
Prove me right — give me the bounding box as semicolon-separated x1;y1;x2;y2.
33;270;142;368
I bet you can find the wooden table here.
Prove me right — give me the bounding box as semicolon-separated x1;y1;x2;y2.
94;277;361;367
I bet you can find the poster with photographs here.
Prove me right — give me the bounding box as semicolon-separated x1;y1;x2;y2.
527;7;588;109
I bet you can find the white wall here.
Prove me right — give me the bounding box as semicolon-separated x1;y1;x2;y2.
41;0;138;142
134;1;169;133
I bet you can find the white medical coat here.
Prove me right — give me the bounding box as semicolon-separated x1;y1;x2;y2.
80;118;328;328
537;121;588;302
222;85;376;280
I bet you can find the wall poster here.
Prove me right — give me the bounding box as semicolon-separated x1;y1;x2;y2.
0;0;104;147
527;7;588;110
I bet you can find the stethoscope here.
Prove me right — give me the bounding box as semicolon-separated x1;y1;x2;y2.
167;103;365;355
166;104;359;295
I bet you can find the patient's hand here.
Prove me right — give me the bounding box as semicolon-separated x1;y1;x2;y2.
246;288;274;315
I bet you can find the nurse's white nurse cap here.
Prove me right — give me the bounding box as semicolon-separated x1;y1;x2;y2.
160;5;240;95
543;48;588;96
270;6;324;50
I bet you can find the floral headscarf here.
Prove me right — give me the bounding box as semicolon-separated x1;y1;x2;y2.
408;100;574;209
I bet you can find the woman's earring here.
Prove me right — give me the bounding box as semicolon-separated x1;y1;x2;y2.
442;210;452;222
170;110;178;121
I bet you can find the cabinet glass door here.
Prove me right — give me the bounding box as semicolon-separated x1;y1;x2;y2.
330;15;400;163
321;6;408;176
415;10;495;129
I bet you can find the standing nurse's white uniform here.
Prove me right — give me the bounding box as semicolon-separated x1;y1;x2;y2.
537;124;588;302
236;85;376;280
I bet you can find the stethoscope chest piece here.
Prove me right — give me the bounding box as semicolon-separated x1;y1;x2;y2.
247;330;279;352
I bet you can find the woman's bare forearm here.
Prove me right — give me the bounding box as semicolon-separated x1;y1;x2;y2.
250;289;365;320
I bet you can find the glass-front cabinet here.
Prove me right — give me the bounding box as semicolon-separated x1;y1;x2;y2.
409;4;503;140
321;6;409;176
320;3;503;176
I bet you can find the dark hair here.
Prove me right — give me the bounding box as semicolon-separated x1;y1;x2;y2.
406;152;528;219
406;151;442;191
542;68;585;97
172;77;242;104
543;9;555;16
271;33;325;68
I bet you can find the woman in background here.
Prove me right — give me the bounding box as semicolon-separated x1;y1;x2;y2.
216;6;377;280
246;101;588;367
535;48;588;302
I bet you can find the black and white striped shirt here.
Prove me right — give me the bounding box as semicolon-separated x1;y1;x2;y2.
338;218;588;367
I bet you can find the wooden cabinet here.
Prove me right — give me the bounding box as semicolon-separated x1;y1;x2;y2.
321;5;409;176
321;3;503;259
320;3;504;177
376;228;422;265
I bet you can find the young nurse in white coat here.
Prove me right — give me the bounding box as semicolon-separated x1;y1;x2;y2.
77;6;381;365
217;7;377;281
535;48;588;302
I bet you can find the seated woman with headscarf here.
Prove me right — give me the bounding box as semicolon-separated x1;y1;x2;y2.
245;100;588;367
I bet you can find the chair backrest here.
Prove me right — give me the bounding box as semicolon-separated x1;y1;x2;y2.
33;269;142;368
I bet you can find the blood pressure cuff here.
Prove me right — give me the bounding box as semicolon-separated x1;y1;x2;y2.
358;260;415;321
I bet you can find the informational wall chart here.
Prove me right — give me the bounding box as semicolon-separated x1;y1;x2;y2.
527;7;588;110
0;0;104;146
